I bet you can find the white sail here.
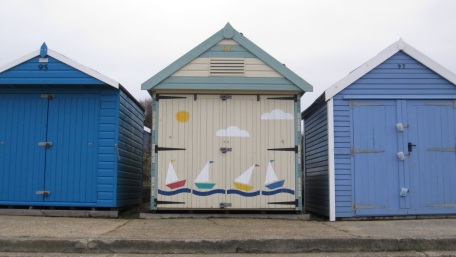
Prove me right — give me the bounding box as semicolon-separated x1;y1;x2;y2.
195;162;211;183
235;164;257;184
165;161;179;184
265;162;279;185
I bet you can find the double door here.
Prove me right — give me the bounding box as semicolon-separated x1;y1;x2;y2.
352;99;456;215
0;93;99;205
155;94;297;209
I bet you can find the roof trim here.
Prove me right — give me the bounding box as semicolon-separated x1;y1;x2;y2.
141;23;312;92
0;43;119;89
324;39;456;101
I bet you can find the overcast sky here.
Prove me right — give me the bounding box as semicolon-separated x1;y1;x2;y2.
1;0;455;109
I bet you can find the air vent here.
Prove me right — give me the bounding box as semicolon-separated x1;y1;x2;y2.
210;58;245;77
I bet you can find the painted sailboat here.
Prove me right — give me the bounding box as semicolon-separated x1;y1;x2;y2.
165;160;186;189
233;164;260;191
264;160;285;190
194;161;215;189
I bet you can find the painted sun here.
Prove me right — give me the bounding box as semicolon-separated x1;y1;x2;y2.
176;111;190;123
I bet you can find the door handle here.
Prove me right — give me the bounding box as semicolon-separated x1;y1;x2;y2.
220;147;232;153
408;142;417;153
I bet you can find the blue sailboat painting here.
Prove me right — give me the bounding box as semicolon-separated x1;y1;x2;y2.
264;160;285;190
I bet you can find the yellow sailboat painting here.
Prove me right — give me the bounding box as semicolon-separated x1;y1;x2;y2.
233;164;260;191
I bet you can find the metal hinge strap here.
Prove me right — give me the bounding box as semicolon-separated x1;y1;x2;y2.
267;96;297;102
267;146;298;153
156;95;187;101
351;147;384;155
154;145;186;153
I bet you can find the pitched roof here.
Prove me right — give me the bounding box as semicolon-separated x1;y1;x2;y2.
325;39;456;100
0;43;119;89
141;23;313;92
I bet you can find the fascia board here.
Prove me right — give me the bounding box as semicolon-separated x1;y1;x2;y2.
232;32;312;92
48;49;119;89
324;41;400;101
0;50;40;74
141;30;225;91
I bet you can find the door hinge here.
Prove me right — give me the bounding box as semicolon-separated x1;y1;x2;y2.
267;146;298;153
267;96;297;102
154;145;186;153
268;200;299;207
428;147;456;152
349;101;384;108
155;95;187;101
351;147;384;155
154;199;185;206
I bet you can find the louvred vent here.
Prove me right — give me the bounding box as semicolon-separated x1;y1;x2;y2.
210;58;245;76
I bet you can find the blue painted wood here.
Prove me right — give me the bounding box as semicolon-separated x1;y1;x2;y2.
0;57;105;85
406;100;456;214
0;52;144;208
304;50;456;218
116;90;144;206
351;100;403;215
0;94;47;203
44;94;99;203
303;104;329;216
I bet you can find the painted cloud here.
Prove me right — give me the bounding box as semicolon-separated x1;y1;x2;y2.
261;109;294;120
216;126;250;137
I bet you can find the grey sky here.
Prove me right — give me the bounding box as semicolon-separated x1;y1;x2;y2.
1;0;455;109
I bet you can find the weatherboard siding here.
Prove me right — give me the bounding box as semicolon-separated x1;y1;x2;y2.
332;97;353;217
340;51;456;96
156;77;297;91
0;56;105;85
97;91;119;206
199;40;255;58
332;50;456;218
171;58;282;78
116;90;144;206
304;104;329;216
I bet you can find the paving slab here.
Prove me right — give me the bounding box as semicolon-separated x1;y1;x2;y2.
1;216;456;254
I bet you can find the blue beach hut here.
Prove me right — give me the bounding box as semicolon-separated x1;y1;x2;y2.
0;43;144;209
302;40;456;220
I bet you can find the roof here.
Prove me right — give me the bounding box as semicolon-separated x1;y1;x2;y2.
324;39;456;100
0;43;120;89
141;23;313;93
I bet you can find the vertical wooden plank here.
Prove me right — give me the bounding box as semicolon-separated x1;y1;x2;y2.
406;100;456;214
0;94;47;203
45;94;98;204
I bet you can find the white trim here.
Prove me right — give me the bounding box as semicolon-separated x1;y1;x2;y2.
0;47;119;89
0;50;39;74
47;49;119;89
325;39;456;101
327;98;336;221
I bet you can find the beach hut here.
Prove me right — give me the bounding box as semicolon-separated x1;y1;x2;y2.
142;23;313;211
0;43;144;210
302;40;456;220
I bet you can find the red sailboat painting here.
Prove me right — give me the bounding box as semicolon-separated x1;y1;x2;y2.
165;160;186;189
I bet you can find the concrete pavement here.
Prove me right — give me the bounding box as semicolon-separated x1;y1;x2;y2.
1;215;456;254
